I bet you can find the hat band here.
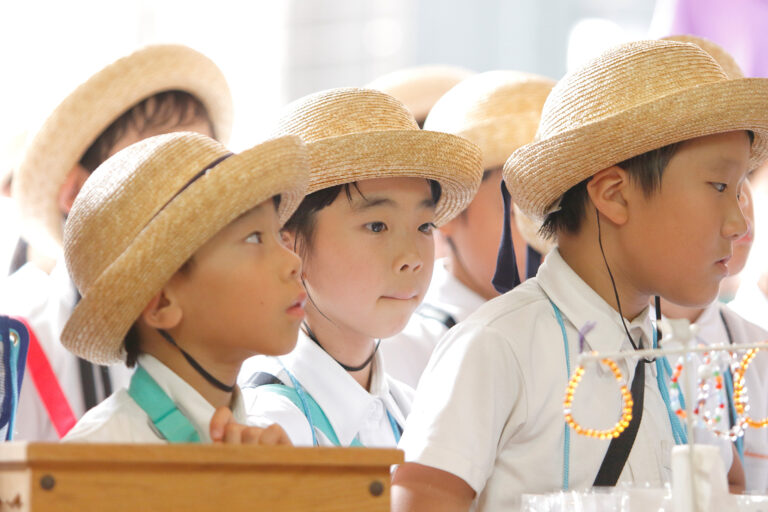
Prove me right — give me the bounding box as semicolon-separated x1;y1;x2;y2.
160;152;234;211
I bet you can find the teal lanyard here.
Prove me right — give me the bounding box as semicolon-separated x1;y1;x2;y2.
550;301;687;491
7;327;22;439
128;365;201;443
550;300;571;491
281;364;401;447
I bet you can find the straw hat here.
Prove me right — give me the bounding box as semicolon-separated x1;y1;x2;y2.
662;35;744;79
367;66;474;123
424;70;555;253
505;40;768;222
13;44;233;259
272;87;483;226
61;133;308;364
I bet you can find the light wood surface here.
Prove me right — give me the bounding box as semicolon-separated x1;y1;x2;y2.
0;442;403;511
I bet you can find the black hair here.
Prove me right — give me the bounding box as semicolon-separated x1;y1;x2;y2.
80;90;213;173
540;131;756;239
284;180;442;259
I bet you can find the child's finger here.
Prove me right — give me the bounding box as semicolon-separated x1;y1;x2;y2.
241;427;264;444
259;423;292;446
223;422;246;444
209;406;235;443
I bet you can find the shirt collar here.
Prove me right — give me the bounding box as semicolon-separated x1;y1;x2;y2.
424;258;486;322
536;249;655;357
279;331;390;445
137;353;247;442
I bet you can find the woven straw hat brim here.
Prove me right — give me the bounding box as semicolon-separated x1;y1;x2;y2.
505;78;768;221
62;136;308;365
13;44;233;259
305;130;482;226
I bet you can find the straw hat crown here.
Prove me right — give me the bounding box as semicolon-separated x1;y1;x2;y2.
662;35;744;79
505;39;768;221
271;87;484;226
66;134;222;294
367;65;474;122
274;87;418;142
538;41;725;141
425;70;554;169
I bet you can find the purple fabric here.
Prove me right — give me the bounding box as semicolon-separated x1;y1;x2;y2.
666;0;768;77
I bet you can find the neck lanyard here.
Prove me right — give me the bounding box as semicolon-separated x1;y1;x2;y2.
551;301;686;491
719;310;744;462
280;363;401;446
128;365;200;443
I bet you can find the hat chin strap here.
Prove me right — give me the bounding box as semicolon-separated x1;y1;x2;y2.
157;329;235;392
302;322;380;373
492;180;522;294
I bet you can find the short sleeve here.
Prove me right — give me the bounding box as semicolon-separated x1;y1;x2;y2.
398;321;526;494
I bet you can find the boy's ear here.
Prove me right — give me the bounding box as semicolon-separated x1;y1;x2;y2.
586;165;630;226
140;288;183;330
58;163;90;215
281;229;298;252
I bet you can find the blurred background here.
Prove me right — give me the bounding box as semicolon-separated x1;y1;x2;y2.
1;0;767;278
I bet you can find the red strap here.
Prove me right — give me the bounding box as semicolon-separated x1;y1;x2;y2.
12;316;76;438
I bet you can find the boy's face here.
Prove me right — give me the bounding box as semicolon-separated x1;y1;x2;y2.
300;177;436;339
622;131;752;308
438;168;525;300
169;200;305;360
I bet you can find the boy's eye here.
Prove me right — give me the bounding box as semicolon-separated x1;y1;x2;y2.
364;222;387;233
245;232;263;244
711;182;727;193
418;222;436;234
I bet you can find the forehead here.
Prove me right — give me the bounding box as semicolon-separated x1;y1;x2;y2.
347;177;435;205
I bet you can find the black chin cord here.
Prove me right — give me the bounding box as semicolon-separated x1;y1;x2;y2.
157;329;235;392
595;207;655;362
302;322;381;372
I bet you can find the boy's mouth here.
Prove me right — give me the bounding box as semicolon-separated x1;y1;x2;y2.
286;293;307;317
381;291;419;301
715;255;731;273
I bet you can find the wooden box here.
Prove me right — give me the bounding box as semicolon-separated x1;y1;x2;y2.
0;442;402;511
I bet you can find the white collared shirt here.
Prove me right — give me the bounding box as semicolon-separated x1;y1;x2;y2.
62;354;248;443
239;331;413;447
0;259;133;441
691;302;768;493
381;258;486;387
399;249;675;512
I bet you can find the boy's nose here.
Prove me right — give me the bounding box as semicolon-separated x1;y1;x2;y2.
394;248;423;273
723;195;749;241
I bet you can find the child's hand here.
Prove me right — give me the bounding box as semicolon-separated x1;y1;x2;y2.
209;406;292;445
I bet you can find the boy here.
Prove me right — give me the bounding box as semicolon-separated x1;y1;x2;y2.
381;70;554;387
655;34;768;493
61;132;308;443
392;40;768;511
0;44;231;441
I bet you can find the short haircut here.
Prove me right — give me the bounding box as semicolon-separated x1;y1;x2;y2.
80;90;213;173
284;180;442;260
539;131;754;239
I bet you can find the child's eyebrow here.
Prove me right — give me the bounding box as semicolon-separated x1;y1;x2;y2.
351;195;436;211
